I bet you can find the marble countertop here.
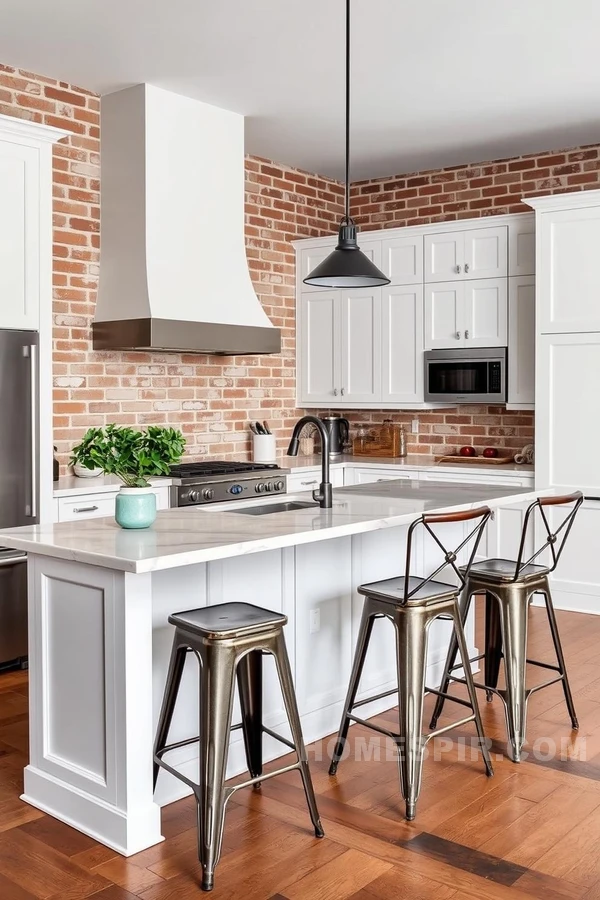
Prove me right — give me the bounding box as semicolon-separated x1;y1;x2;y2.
53;454;534;497
7;480;538;574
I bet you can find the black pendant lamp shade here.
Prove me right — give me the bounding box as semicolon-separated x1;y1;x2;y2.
304;0;390;289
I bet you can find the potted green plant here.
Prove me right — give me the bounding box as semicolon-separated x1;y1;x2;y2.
70;425;186;529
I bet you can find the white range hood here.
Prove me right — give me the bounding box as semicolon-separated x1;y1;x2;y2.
93;84;280;355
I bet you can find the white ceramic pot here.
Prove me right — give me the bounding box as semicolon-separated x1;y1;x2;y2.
73;463;103;478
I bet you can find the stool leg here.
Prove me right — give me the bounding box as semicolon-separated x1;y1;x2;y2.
541;582;578;730
236;649;263;784
153;638;188;790
485;591;503;702
451;600;493;777
329;603;375;776
273;631;324;838
429;588;474;730
497;586;529;763
395;608;428;821
197;642;236;892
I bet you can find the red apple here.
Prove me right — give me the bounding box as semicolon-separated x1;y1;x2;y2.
483;447;499;459
459;446;477;457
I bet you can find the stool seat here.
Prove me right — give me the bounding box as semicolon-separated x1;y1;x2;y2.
358;575;457;604
168;602;287;639
462;558;549;583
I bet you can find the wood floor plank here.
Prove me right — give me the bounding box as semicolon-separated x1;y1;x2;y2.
281;848;392;900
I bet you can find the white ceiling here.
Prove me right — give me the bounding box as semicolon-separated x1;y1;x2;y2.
1;0;600;181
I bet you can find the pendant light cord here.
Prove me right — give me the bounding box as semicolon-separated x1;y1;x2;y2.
344;0;351;222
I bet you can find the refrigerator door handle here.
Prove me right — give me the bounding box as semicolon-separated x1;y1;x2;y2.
23;344;37;519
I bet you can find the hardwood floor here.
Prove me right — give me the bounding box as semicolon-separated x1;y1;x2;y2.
1;606;600;898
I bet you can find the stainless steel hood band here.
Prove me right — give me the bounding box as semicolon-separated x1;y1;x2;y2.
92;318;281;355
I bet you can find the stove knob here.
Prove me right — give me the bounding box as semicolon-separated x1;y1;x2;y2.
255;483;266;493
265;482;274;492
202;488;215;502
189;490;202;503
274;481;285;491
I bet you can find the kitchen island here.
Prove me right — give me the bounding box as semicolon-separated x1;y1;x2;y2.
0;478;539;856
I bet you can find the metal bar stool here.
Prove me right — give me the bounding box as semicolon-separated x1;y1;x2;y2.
154;602;324;892
430;492;583;763
329;506;494;821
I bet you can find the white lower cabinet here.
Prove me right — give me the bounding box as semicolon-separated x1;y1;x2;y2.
352;467;417;485
56;486;171;522
287;467;344;493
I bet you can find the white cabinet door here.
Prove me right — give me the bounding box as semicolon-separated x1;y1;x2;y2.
299;291;341;404
424;233;463;282
546;499;600;613
424;282;463;349
536;332;600;495
463;278;507;348
298;244;335;292
538;205;600;333
509;217;535;276
340;289;381;403
508;275;535;407
0;140;40;329
463;226;508;279
381;235;423;284
381;285;424;403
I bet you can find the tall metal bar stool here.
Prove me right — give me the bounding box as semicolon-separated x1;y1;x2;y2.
329;506;494;821
430;492;583;763
154;602;323;892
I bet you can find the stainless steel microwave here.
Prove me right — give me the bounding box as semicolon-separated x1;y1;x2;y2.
424;347;507;404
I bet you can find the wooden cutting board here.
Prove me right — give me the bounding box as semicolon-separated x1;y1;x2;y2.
436;454;515;465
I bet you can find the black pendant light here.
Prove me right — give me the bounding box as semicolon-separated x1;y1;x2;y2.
304;0;390;288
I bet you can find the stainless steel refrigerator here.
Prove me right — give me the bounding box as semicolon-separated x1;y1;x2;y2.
0;330;38;667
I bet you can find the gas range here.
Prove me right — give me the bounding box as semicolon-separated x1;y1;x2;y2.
169;461;289;507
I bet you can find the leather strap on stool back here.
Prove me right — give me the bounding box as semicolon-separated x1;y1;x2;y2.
402;506;491;605
510;491;583;583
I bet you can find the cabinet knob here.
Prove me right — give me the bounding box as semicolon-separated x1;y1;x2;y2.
464;263;469;273
456;264;462;274
333;388;338;396
341;387;345;396
465;329;470;339
455;331;461;340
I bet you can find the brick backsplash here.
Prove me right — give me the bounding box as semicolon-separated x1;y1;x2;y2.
4;63;600;472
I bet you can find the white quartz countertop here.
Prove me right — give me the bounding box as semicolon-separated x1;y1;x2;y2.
7;480;538;574
53;454;534;497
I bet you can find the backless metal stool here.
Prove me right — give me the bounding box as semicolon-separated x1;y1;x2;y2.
329;506;494;821
154;602;324;892
430;492;583;763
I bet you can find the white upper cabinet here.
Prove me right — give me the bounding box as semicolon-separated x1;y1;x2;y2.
297;244;335;292
536;204;600;333
424;232;463;281
424;282;462;349
340;289;381;403
425;225;507;282
298;291;341;403
509;217;535;276
463;278;507;347
463;226;508;279
381;285;424;404
381;234;423;284
508;275;535;408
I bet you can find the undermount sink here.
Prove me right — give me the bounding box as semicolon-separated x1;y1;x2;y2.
229;500;319;516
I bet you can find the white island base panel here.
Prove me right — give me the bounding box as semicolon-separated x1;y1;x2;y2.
23;524;480;856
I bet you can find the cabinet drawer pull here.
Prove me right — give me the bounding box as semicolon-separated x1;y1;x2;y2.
301;480;318;486
464;263;470;273
465;329;470;339
333;388;338;396
73;505;99;513
455;331;461;340
341;387;345;396
456;264;462;274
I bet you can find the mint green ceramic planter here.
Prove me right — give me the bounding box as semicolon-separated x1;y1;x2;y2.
115;487;157;529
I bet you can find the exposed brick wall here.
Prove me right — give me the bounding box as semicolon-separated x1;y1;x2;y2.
5;61;600;470
0;64;344;473
349;146;600;229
